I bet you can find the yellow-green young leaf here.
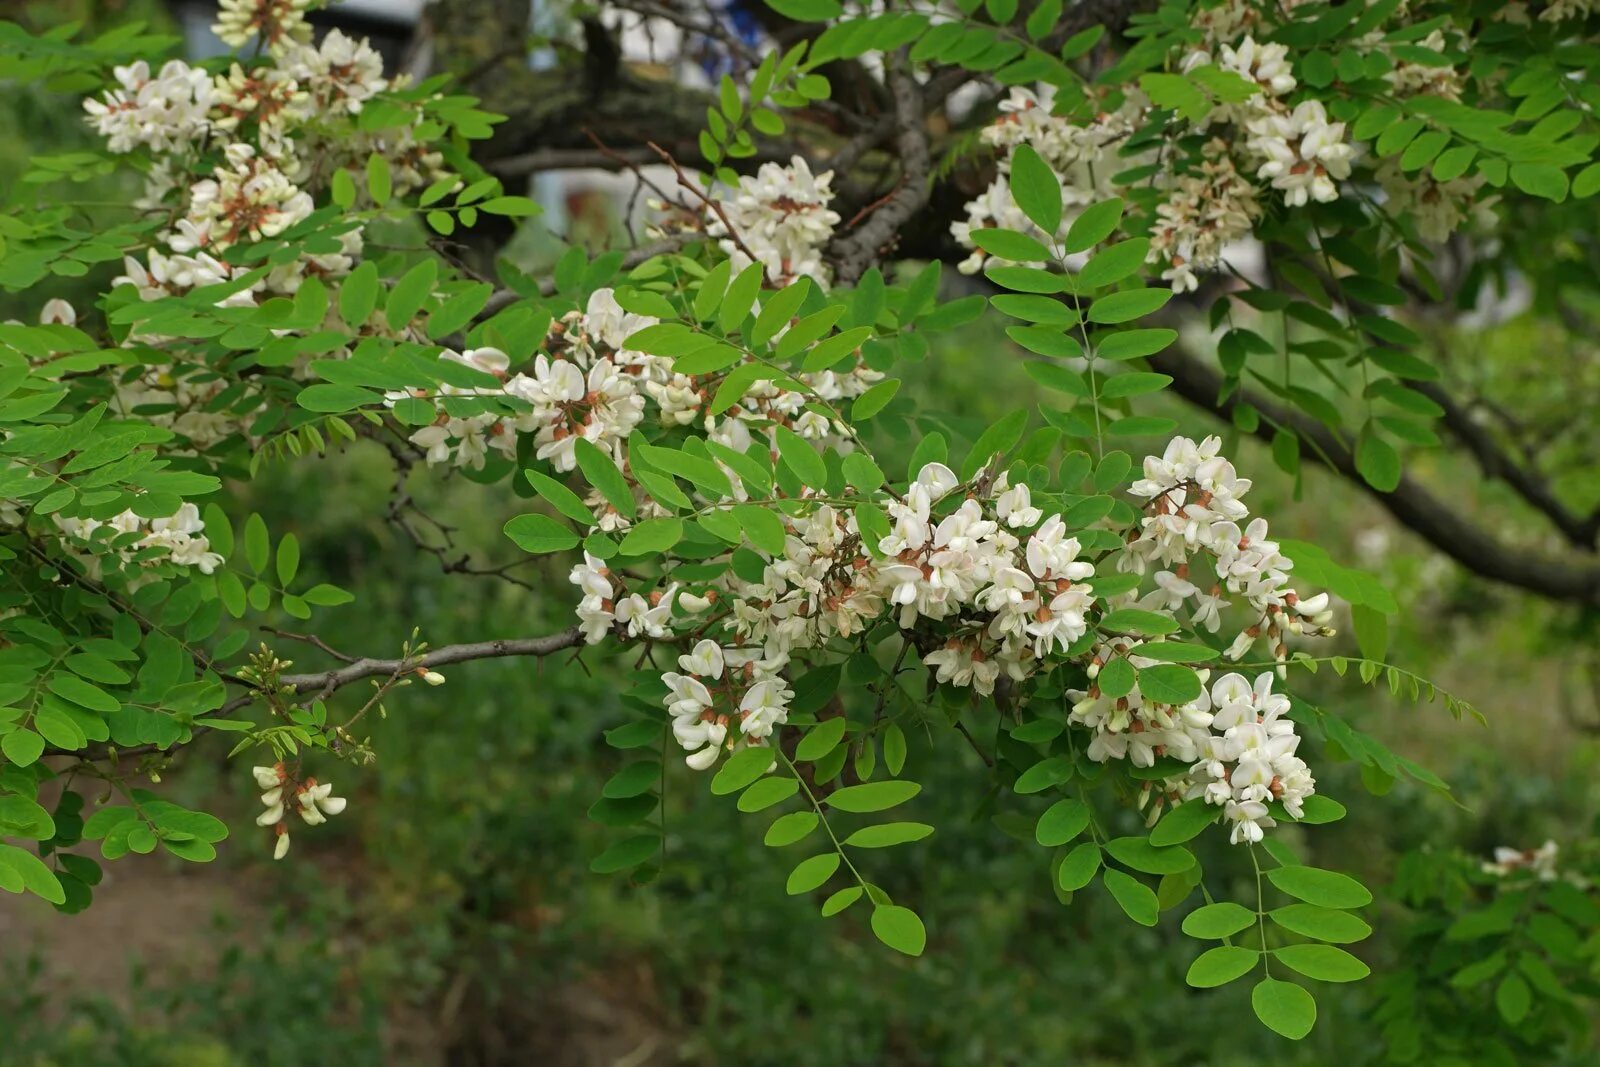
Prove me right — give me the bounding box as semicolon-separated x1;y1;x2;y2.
737;777;799;813
733;503;787;555
1269;904;1372;944
1182;902;1257;939
801;326;874;372
1266;866;1373;909
825;780;920;813
1273;944;1370;983
275;532;300;586
786;852;841;894
871;904;926;956
617;517;683;556
503;514;581;554
711;746;773;795
1187;946;1260;988
0;844;66;904
775;305;847;360
883;723;907;776
479;196;542;217
1;729;44;767
719;262;766;333
796;716;848;762
366;152;392;206
1252;978;1317;1040
331;167;356;209
693;260;733;321
821;885;861;916
764;811;819;847
750;278;811;347
1104;868;1159;926
843;822;934;848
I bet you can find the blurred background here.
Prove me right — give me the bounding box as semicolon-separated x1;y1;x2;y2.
3;1;1599;1064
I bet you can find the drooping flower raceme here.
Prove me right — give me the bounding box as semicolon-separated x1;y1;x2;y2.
707;156;843;286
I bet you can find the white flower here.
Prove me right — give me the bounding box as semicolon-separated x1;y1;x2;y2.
708;157;842;286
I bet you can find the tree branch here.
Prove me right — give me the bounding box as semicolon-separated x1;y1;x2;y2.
1147;342;1600;607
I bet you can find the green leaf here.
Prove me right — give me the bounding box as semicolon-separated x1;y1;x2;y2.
1150;800;1216;846
787;852;841;894
1;729;45;767
1252;978;1317;1039
1510;162;1569;202
524;470;596;526
764;0;843;21
711;746;774;795
1355;426;1401;492
737;777;799;813
971;228;1053;262
47;674;119;713
1098;608;1179;635
1014;756;1073;794
1267;866;1373;909
0;844;66;904
870;904;926;956
852;379;899;420
576;439;636;519
1137;664;1202;705
774;426;828;486
844;822;935;848
503;514;581;554
1009;145;1062;235
1183;902;1257;939
275;532;300;586
1064;198;1124;254
733;503;788;555
1496;971;1531;1023
826;781;920;813
386;261;439;335
1100;372;1171;399
1035;798;1090;847
1187;946;1259;988
617;517;684;556
796;717;848;762
1088;288;1171;324
821;885;862;915
1103;869;1159;926
1273;944;1370;983
1076;238;1149;290
1057;841;1101;891
1269;904;1372;944
602;761;660;799
365;152;392;206
764;811;819;846
479;196;542;217
1096;328;1176;361
1105;836;1195;875
590;835;658;874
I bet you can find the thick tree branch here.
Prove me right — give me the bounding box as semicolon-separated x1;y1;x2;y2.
1147;343;1600;607
1411;379;1598;550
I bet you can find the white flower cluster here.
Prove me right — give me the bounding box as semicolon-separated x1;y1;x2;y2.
1377;159;1496;243
54;503;224;578
391;288;882;508
707;156;842;286
253;763;347;859
1182;36;1355;208
84;26;409;311
1482;840;1560;880
952;85;1149;275
1123;435;1334;666
214;0;313;56
1068;665;1314;845
82;60;213;154
1148;139;1261;293
661;639;793;769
